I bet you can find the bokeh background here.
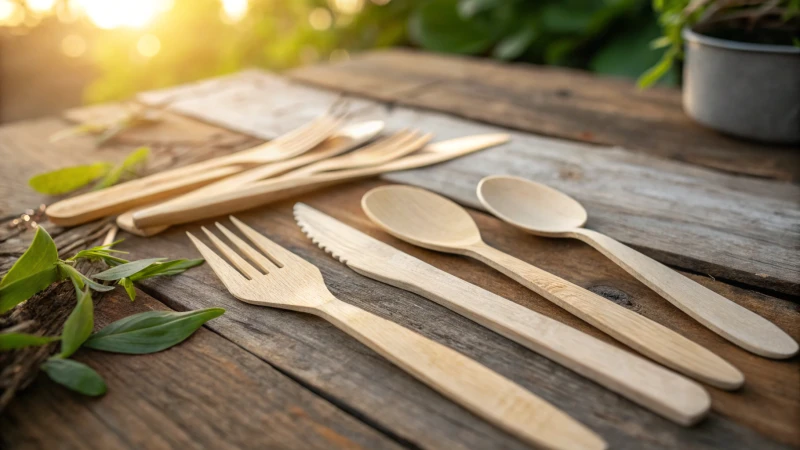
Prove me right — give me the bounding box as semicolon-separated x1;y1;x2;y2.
0;0;671;123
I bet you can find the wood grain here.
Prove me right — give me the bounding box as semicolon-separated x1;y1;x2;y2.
120;180;798;450
0;289;403;450
475;175;798;359
289;49;800;181
130;70;800;296
2;68;798;450
190;217;605;450
361;184;741;390
295;203;717;426
0;104;258;218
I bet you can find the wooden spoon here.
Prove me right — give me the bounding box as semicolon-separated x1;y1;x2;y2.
477;175;798;360
362;184;744;390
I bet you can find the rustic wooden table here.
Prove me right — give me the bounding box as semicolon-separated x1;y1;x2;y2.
1;50;798;450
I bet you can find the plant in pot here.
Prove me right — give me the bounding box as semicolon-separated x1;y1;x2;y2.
640;0;800;144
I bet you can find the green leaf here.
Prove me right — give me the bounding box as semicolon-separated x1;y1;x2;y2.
637;47;677;88
59;287;94;358
41;358;107;396
0;266;62;313
1;227;59;288
129;259;204;281
650;36;672;49
409;0;498;54
457;0;497;18
0;332;59;351
591;21;675;83
493;25;537;60
84;308;225;354
119;278;136;301
57;263;116;293
93;258;164;281
95;147;150;190
28;163;112;195
540;2;597;34
69;240;129;266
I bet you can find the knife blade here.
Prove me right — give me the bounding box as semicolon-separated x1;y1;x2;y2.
293;202;711;426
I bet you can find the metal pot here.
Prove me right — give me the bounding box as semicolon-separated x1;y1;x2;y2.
682;27;800;144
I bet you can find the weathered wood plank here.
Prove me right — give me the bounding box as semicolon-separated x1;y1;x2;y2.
289;49;800;181
0;289;404;450
118;181;798;450
134;71;799;295
2;68;797;450
0;106;257;217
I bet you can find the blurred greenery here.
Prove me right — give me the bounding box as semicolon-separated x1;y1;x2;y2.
639;0;799;87
86;0;673;103
87;0;416;102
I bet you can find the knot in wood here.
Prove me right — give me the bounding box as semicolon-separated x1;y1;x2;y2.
587;285;633;308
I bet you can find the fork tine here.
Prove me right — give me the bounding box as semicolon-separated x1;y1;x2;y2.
403;132;433;153
186;232;249;289
272;115;332;147
280;116;341;157
356;130;411;156
229;216;295;268
202;226;263;279
215;222;277;273
382;130;422;154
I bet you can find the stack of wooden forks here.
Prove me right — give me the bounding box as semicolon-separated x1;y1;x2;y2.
45;113;510;235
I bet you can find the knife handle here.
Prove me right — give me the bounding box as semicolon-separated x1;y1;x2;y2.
363;257;711;425
466;242;744;391
316;296;606;450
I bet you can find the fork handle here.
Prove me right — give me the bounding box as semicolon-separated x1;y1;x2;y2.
570;228;798;359
466;242;744;390
316;297;606;450
46;163;245;226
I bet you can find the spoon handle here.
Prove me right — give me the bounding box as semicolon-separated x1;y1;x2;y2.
571;228;798;359
467;242;744;390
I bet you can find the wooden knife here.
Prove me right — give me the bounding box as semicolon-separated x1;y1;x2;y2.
293;203;711;426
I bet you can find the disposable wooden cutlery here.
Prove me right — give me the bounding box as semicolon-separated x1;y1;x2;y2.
361;185;744;390
282;128;431;178
293;203;711;425
477;175;799;359
116;121;385;236
187;216;606;450
46;114;344;226
131;134;510;229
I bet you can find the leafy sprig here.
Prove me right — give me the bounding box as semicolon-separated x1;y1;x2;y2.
0;226;222;396
29;147;151;195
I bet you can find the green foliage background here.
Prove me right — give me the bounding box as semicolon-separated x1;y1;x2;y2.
88;0;671;103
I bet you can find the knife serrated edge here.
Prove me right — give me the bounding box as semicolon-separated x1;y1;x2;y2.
293;202;712;426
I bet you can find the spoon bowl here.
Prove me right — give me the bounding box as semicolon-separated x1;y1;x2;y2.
362;185;482;252
477;175;587;236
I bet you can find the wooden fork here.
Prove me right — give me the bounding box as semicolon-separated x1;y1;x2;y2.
282;129;432;178
133;134;510;229
188;217;606;450
46;114;344;226
116;121;384;236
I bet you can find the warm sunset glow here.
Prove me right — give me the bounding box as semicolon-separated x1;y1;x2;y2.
73;0;172;30
0;0;22;26
0;0;255;29
137;33;161;58
309;8;332;31
27;0;57;14
61;33;87;57
220;0;248;23
331;0;364;15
